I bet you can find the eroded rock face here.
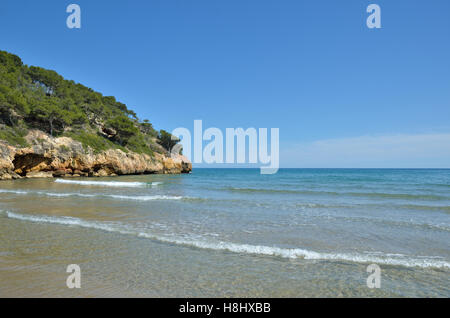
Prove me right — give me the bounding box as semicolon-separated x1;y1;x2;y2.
0;130;192;180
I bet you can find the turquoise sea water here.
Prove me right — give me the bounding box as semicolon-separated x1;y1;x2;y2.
0;169;449;297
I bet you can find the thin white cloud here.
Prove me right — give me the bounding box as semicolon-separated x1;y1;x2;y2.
281;133;450;168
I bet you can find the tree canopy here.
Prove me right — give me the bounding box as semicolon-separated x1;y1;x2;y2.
158;130;180;152
0;50;174;154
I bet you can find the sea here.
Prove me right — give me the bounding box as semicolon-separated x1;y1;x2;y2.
0;168;449;297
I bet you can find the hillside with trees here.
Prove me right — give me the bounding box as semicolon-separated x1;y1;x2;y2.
0;50;178;155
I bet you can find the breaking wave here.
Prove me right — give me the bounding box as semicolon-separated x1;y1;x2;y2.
54;179;162;188
0;189;184;201
3;211;449;270
108;195;183;201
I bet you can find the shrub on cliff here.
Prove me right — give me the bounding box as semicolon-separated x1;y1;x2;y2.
0;85;29;125
106;115;139;146
158;130;180;153
28;98;72;136
0;125;28;147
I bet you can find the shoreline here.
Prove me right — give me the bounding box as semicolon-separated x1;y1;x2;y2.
0;130;192;180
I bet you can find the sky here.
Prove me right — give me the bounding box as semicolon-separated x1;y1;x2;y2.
0;0;449;168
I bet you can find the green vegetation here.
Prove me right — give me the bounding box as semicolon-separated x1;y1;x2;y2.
0;125;29;147
0;50;176;154
158;130;180;153
63;131;127;154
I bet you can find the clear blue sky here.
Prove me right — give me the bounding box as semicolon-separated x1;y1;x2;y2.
1;0;449;167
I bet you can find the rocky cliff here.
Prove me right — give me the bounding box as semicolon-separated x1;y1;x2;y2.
0;130;191;180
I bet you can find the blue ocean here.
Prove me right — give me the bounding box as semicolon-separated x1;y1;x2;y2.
0;169;449;297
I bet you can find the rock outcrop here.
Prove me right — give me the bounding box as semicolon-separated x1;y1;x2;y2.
0;130;191;180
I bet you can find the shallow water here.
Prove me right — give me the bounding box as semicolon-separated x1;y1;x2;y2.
0;169;449;297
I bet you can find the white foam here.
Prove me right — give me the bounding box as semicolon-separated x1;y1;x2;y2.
3;211;132;235
0;189;97;198
108;195;183;201
4;211;449;270
54;179;161;188
0;189;29;195
39;192;96;198
0;188;184;201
